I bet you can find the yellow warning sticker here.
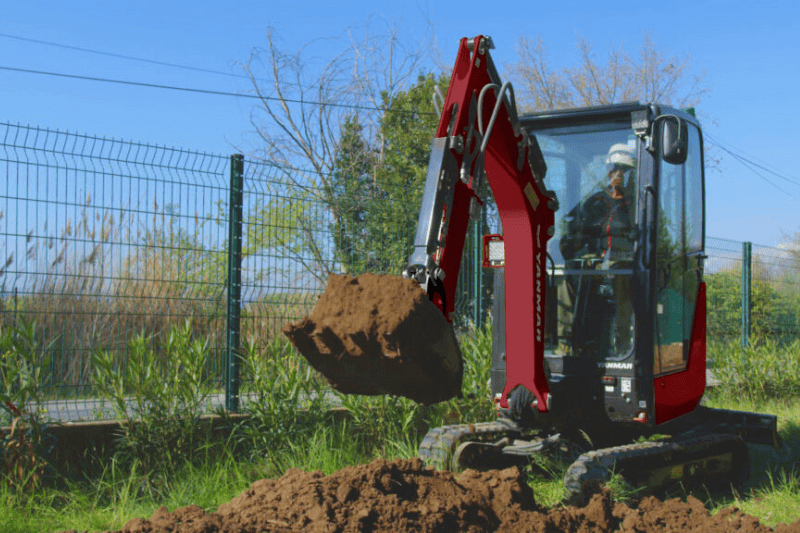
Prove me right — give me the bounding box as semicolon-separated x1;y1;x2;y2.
524;182;539;210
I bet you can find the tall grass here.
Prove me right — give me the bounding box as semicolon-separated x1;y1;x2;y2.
708;336;800;399
0;200;233;397
0;198;324;403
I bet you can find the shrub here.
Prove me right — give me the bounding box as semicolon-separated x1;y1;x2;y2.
91;320;215;485
0;318;55;494
230;336;332;463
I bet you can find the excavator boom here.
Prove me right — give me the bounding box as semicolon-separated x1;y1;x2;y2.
404;35;557;412
285;35;557;409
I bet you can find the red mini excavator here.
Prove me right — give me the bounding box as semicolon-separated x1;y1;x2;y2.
287;35;780;504
402;35;779;503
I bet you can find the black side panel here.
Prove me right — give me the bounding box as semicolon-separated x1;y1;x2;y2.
491;268;506;398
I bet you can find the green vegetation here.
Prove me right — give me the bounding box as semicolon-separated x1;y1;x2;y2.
0;319;799;530
708;336;800;398
327;73;447;275
0;319;494;531
91;321;217;489
706;260;800;342
0;318;54;493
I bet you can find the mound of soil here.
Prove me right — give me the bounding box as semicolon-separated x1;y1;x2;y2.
282;273;463;405
60;458;800;533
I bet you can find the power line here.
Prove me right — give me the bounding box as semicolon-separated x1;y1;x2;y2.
705;133;800;201
706;132;800;187
0;64;263;97
10;50;785;194
0;31;252;81
0;32;437;118
0;64;420;115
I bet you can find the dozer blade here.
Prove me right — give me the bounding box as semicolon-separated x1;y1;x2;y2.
282;273;463;405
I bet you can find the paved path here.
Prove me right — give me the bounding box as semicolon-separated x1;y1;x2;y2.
35;390;341;424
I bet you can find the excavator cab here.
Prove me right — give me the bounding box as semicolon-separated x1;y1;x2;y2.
489;103;707;431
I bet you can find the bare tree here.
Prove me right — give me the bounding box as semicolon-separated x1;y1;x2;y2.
240;20;436;283
507;35;572;111
506;33;710;112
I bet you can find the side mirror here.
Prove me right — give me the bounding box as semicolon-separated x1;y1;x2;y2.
661;116;688;165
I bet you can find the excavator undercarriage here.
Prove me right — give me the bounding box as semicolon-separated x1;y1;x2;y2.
419;404;778;505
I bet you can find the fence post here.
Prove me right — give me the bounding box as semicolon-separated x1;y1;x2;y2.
742;241;752;348
472;218;483;328
225;154;244;412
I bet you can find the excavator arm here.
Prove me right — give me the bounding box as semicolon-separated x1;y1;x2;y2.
403;36;557;412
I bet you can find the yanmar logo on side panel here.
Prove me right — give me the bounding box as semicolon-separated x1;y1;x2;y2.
598;362;633;370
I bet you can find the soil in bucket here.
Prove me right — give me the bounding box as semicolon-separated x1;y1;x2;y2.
282;273;463;405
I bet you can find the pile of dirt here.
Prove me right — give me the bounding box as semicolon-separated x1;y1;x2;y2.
61;457;800;533
282;273;463;405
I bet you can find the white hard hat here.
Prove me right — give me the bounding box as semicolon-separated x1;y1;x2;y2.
606;143;635;169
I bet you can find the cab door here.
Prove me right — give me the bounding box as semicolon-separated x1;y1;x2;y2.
654;123;704;376
653;120;706;424
654;147;686;374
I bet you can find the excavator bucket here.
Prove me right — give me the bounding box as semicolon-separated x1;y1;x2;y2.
282;273;463;405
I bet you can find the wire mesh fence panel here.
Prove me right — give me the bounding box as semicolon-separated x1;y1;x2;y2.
2;121;798;422
706;236;800;346
706;236;746;343
0;122;229;421
750;241;800;344
238;161;338;354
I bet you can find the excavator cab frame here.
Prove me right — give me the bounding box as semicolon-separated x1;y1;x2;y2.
489;103;709;431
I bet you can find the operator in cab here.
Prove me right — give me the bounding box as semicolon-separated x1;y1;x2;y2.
558;143;636;358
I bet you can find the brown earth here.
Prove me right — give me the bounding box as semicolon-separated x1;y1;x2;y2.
59;457;800;533
282;273;463;405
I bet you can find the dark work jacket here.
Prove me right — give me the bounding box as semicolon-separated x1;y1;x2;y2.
560;189;633;260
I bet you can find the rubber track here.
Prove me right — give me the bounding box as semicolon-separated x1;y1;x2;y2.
563;432;746;506
418;421;515;471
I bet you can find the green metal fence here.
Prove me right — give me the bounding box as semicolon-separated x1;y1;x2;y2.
1;123;233;420
706;236;800;346
1;122;797;421
0;122;490;421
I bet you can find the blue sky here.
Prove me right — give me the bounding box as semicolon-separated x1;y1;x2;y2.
2;0;799;250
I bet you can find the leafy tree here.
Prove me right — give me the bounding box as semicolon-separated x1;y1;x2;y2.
368;72;449;273
706;268;743;341
328;115;374;273
327;73;447;275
